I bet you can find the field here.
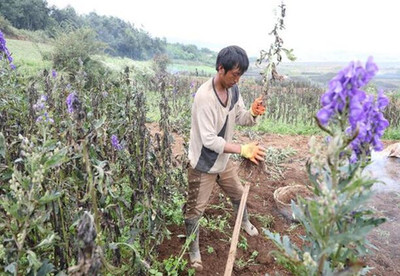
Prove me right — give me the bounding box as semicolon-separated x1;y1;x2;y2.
1;37;400;275
156;130;400;275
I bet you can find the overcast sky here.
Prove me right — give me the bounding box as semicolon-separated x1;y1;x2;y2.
46;0;400;62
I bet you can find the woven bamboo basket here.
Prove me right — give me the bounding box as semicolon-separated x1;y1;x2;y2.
273;185;313;221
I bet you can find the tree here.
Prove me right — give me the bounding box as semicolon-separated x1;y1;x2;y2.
49;5;82;27
0;0;50;30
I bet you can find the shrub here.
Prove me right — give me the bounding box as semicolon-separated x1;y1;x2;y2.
51;27;106;81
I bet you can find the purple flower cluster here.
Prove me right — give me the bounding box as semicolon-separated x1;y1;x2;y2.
0;30;15;69
316;57;389;160
111;135;123;151
35;95;54;124
348;89;389;160
66;92;77;113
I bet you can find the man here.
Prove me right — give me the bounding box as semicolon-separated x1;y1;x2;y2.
185;45;266;271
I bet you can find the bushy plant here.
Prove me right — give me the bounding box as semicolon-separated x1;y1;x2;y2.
264;57;389;275
51;27;106;82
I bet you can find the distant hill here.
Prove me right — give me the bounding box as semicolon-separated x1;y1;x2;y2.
246;61;400;91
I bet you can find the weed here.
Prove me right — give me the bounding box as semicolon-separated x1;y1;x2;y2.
201;215;230;233
238;236;249;250
286;223;300;233
235;250;259;269
253;214;275;229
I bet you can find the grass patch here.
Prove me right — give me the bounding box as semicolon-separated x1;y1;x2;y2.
7;38;155;75
249;118;320;136
7;38;53;73
253;214;274;229
92;55;153;72
383;127;400;140
168;59;214;75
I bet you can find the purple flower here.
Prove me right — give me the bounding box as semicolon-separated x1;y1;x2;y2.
111;135;123;150
377;89;389;109
52;69;57;78
33;95;48;111
316;56;389;161
0;30;15;69
35;95;53;124
36;112;54;124
316;107;333;125
66;92;76;113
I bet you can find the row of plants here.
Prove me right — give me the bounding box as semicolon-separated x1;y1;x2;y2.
0;29;198;275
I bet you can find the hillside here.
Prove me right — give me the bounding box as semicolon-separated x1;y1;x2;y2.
246;60;400;91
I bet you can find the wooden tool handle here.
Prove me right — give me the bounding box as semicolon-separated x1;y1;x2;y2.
224;182;251;276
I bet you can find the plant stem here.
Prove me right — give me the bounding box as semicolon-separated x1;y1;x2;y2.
82;140;100;233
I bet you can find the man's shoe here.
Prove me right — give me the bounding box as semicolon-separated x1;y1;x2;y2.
185;217;203;271
242;219;259;236
232;200;259;236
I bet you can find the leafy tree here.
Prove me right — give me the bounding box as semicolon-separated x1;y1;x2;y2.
48;5;83;27
0;0;50;30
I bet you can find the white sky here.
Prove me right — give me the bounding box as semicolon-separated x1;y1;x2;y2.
46;0;400;62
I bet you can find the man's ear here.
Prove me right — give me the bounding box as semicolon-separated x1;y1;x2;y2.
217;65;225;74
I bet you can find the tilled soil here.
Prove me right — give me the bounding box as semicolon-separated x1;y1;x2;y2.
157;130;400;275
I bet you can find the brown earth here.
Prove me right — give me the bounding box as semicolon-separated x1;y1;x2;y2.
155;127;399;276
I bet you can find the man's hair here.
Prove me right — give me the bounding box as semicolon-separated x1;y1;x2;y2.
215;45;249;75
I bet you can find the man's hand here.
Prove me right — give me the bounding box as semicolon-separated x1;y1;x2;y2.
250;96;266;117
240;142;266;165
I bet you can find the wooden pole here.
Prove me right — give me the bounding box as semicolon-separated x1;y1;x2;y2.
224;182;251;276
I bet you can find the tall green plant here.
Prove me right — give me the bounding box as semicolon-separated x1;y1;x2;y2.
264;58;389;275
0;120;68;275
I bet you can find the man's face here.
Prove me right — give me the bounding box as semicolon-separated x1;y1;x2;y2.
218;66;242;88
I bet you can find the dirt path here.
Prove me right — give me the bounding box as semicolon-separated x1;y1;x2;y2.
157;130;399;275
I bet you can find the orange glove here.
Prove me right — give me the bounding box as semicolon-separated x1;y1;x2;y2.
240;142;266;165
250;96;266;116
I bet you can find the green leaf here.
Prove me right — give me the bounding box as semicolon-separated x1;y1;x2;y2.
94;116;107;130
281;48;297;61
27;250;42;271
5;262;17;274
38;191;62;204
0;168;12;182
43;139;58;151
44;148;68;170
35;233;57;248
37;259;55;276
